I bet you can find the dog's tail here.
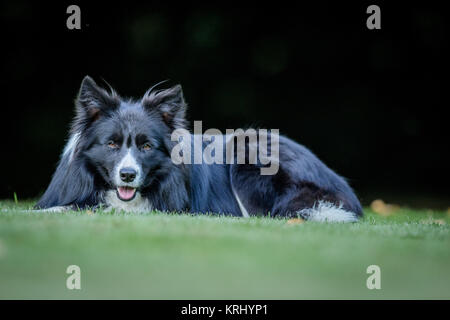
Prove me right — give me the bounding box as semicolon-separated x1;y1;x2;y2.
298;201;360;223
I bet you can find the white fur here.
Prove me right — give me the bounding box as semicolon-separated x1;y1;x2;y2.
232;188;250;218
114;150;142;188
104;190;152;213
34;206;71;213
63;132;81;162
298;201;358;223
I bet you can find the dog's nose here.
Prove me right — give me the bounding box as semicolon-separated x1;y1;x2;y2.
120;167;137;182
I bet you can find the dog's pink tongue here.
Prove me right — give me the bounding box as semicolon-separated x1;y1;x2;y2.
117;187;136;200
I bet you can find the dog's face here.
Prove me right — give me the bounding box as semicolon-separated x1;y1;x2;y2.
72;76;187;203
85;106;166;202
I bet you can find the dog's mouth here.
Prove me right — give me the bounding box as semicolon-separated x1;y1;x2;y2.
116;187;137;201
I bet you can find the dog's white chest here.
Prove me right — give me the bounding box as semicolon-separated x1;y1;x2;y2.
104;190;153;213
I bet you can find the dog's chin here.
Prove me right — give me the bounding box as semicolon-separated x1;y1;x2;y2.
116;186;137;202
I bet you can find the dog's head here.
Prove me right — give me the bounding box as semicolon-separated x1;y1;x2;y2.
71;76;187;202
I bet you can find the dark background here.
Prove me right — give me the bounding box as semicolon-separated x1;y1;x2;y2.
1;2;448;208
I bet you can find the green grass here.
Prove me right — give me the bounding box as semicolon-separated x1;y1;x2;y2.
0;200;449;299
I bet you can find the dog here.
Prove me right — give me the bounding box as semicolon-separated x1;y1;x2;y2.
35;76;363;222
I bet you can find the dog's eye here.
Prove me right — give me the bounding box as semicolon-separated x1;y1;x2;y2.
142;143;151;151
107;141;119;149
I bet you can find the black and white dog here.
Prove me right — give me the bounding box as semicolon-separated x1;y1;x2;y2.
36;76;363;222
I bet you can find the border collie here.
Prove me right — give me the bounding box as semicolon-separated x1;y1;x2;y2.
36;76;363;222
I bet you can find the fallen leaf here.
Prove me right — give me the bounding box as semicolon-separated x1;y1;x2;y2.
370;199;400;216
287;218;304;225
86;210;94;215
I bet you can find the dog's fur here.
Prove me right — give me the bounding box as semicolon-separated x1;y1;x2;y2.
36;76;363;222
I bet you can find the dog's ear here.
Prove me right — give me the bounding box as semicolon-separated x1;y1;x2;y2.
74;76;120;125
142;84;187;130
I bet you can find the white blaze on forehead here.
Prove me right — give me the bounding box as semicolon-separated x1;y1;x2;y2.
114;149;142;187
120;150;140;170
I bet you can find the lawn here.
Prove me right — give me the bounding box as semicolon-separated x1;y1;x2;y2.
0;200;449;299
